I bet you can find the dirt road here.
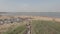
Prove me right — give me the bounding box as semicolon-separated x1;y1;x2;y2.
24;21;31;34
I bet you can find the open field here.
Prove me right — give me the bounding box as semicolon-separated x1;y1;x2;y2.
0;16;60;34
0;21;27;34
31;20;60;34
3;24;26;34
3;20;60;34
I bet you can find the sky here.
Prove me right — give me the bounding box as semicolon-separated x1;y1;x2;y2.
0;0;60;12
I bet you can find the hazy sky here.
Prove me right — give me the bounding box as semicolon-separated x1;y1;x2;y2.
0;0;60;12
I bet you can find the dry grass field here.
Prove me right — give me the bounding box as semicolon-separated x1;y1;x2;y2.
0;16;60;34
0;22;26;34
31;20;60;34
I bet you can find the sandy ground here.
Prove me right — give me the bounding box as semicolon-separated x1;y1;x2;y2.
0;15;60;22
18;16;60;22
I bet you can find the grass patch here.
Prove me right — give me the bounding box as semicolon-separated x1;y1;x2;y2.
31;20;60;34
3;25;26;34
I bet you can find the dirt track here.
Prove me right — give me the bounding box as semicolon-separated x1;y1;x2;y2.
24;20;31;34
